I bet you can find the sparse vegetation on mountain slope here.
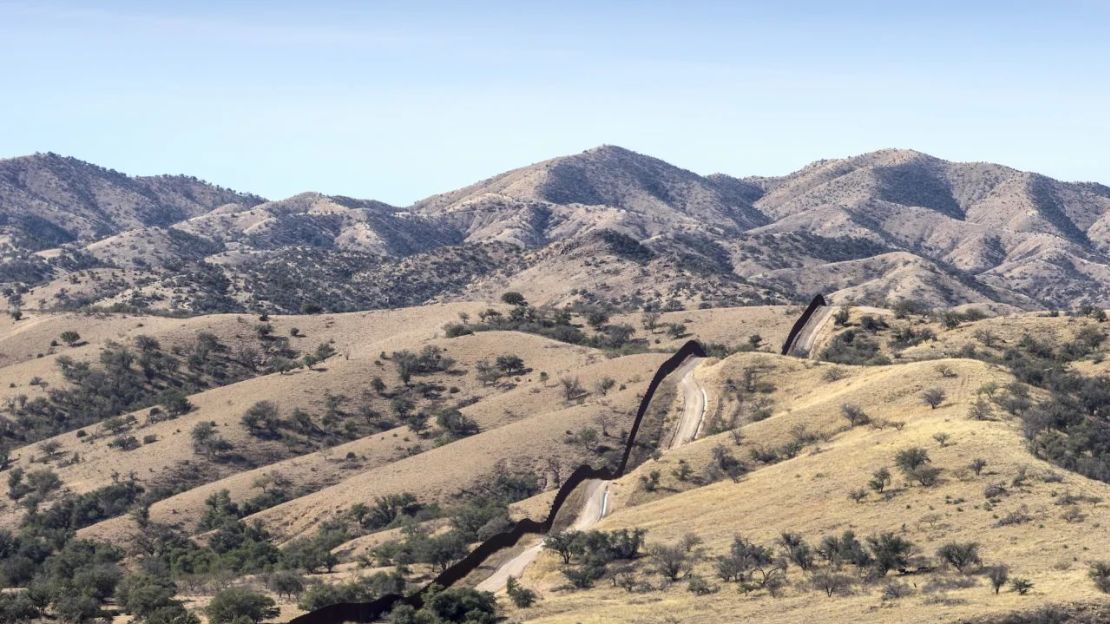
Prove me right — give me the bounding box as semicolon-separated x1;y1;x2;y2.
0;304;1108;624
0;304;777;620
3;145;1110;623
6;146;1110;315
499;345;1110;624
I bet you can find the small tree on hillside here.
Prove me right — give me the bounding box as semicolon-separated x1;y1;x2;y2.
560;376;586;401
936;542;981;573
779;532;814;570
672;459;693;482
1089;561;1110;594
978;381;1000;398
586;310;610;329
242;401;283;439
841;403;869;426
650;542;692;581
594;412;617;437
495;354;526;376
1009;577;1033;595
393;351;417;385
160;389;193;416
935;364;957;378
974;329;997;348
895;447;930;474
191;422;232;459
910;465;942;487
594;376;616;396
571;427;599;452
414;532;469;572
205;588;278;624
543;532;578;565
867;532;914;576
271;356;297;375
868;467;892;494
370;376;387;395
266;570;305;600
436;409;479;438
921;387;947;409
506;576;537;608
710;445;746;482
39;440;62;458
968;397;994;421
811;571;853;597
314;342;336;361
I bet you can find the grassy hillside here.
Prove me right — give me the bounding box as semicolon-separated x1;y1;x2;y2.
0;301;796;620
1;301;1108;624
499;350;1110;623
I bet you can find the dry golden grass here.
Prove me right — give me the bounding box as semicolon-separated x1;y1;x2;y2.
615;305;801;351
249;352;666;543
5;305;490;475
507;353;1110;623
6;303;1109;624
900;311;1105;361
68;331;613;541
7;302;762;544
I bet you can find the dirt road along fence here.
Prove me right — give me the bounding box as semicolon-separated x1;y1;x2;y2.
289;340;708;624
780;294;828;355
292;296;826;623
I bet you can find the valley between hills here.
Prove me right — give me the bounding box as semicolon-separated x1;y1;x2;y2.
0;148;1109;624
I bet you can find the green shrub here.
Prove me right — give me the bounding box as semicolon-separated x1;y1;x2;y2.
866;532;914;576
206;588;278;624
1089;561;1110;593
821;330;890;366
266;570;305;600
505;576;537;607
936;542;981;573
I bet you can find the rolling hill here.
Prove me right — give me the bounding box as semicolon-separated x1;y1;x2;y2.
1;300;1109;624
2;147;1110;624
4;146;1110;316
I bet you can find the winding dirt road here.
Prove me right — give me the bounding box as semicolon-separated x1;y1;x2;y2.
788;305;832;357
668;356;707;449
474;480;610;592
789;304;890;358
475;356;704;592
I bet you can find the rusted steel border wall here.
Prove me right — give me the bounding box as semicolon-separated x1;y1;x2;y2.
289;339;708;624
780;294;828;355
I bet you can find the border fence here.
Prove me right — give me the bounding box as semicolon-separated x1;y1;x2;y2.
780;294;828;355
289;340;707;624
291;297;823;623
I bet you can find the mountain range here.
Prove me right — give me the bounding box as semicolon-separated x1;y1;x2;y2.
3;146;1109;314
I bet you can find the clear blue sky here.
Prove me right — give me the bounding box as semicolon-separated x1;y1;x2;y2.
2;1;1108;204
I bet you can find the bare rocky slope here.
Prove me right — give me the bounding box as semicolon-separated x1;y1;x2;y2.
3;146;1110;314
